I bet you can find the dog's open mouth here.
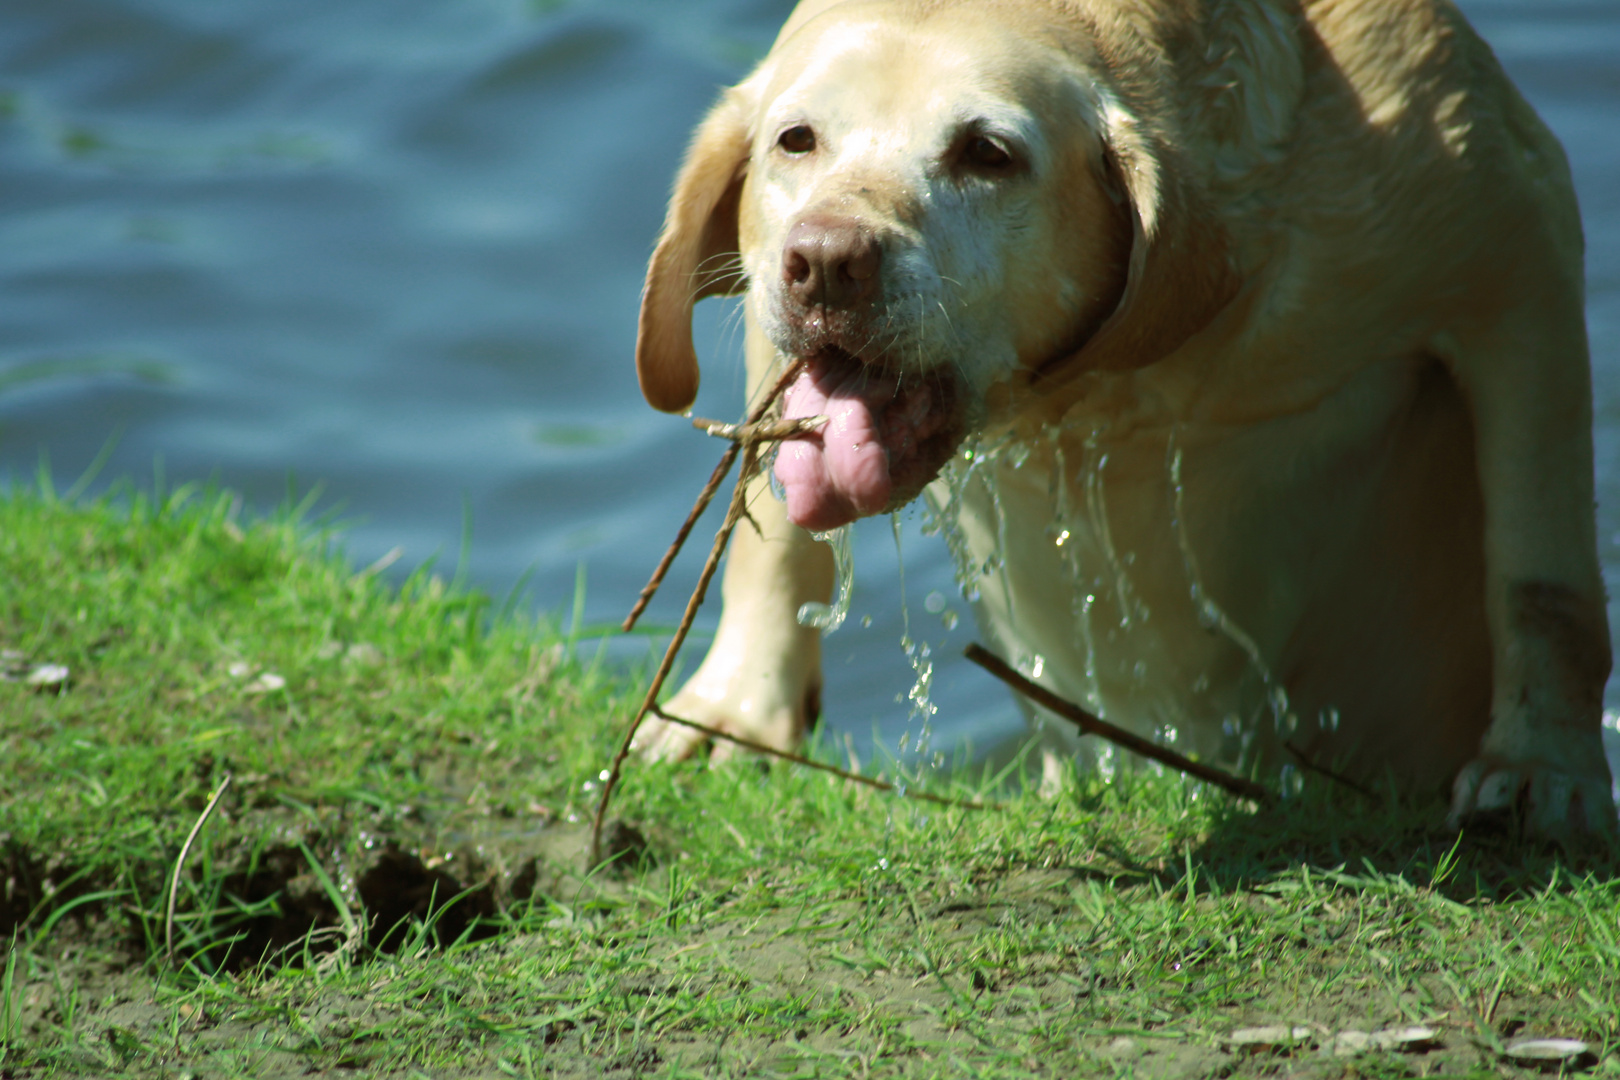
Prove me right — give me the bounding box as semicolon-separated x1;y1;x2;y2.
774;347;965;531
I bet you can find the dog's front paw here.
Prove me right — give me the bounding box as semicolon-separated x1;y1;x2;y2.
633;674;820;764
1448;755;1618;845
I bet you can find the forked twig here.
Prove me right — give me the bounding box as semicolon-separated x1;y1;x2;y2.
619;444;742;634
964;644;1273;804
595;361;810;865
165;772;233;968
597;359;1006;862
651;705;1001;812
621;361;811;634
592;442;761;866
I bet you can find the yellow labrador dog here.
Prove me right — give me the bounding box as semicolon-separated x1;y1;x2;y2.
631;0;1617;840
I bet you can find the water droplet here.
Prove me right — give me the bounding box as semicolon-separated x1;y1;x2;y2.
1280;764;1303;797
1031;655;1045;678
940;609;959;630
797;526;854;634
924;590;945;614
597;769;611;782
1054;529;1071;547
861;614;873;628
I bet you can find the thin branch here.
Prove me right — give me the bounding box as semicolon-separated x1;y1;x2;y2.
593;444;759;867
596;360;809;866
165;773;233;969
651;705;1002;812
963;644;1273;805
1283;741;1377;800
692;415;827;443
622;359;808;633
620;442;740;634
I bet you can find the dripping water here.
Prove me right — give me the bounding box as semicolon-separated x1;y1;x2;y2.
1084;441;1146;629
797;524;853;633
1164;428;1293;737
892;512;939;762
1057;429;1105;711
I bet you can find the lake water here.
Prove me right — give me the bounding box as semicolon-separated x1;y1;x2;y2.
3;0;1617;783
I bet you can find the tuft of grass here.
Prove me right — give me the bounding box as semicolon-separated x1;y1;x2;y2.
1;481;1618;1078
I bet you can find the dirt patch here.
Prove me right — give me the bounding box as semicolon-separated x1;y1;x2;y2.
174;806;643;970
1;839;107;941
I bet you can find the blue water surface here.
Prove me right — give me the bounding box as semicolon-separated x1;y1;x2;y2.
2;0;1617;778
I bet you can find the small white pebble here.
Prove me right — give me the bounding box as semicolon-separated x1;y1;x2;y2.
1373;1026;1437;1051
245;672;286;694
1329;1026;1436;1056
1228;1026;1314;1050
1505;1038;1590;1064
26;663;70;688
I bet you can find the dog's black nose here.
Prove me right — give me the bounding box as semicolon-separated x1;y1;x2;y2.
782;216;881;310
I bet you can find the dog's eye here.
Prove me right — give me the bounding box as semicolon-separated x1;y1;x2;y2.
964;135;1014;171
778;125;816;155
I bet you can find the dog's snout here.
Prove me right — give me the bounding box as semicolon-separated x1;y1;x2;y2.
782;217;881;310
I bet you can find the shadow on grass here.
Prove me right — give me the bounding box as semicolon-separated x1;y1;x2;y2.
1168;778;1620;902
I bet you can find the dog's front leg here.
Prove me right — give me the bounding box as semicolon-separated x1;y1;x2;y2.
1440;289;1617;842
635;336;836;762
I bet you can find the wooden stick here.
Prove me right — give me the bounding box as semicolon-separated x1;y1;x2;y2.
963;643;1273;804
620;442;739;633
592;444;759;867
651;705;1002;812
1283;740;1376;800
595;361;810;865
621;359;809;634
692;415;827;443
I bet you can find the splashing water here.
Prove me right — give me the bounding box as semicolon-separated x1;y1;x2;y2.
892;513;939;757
926;435;1016;603
797;524;853;633
1165;430;1292;737
921;415;1297;778
1085;444;1147;629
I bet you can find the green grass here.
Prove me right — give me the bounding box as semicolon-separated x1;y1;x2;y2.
2;481;1619;1078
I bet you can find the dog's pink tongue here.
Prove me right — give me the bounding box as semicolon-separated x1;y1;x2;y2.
775;359;896;531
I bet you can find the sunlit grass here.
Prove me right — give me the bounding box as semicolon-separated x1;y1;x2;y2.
2;482;1618;1078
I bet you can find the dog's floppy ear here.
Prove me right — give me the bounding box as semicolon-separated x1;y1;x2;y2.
636;90;753;414
1039;109;1241;383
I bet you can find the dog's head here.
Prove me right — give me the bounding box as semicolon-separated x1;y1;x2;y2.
637;0;1239;529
